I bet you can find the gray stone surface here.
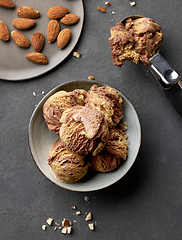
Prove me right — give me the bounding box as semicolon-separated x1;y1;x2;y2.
0;0;182;239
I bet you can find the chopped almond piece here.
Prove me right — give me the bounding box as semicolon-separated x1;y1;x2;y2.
85;212;92;221
73;51;81;58
67;226;72;234
62;219;69;227
97;6;106;12
42;225;47;231
71;205;77;209
88;223;94;231
105;2;111;6
46;217;53;226
88;76;95;80
61;227;67;235
84;196;89;202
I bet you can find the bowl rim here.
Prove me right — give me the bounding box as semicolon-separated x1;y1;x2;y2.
28;80;142;192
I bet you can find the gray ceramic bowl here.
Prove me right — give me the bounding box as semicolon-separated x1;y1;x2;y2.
28;80;141;191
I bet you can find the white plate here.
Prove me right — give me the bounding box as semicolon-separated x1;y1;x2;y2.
28;80;141;192
0;0;83;81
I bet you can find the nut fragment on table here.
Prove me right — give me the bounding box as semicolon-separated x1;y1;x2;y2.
85;212;92;221
105;2;111;6
75;211;81;215
46;217;53;226
130;1;136;6
97;6;106;12
88;223;94;231
42;225;47;231
62;219;69;227
61;226;72;234
84;196;89;202
71;205;77;209
73;51;81;58
88;76;95;80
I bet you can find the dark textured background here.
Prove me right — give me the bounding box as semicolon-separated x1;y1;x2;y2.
1;0;182;239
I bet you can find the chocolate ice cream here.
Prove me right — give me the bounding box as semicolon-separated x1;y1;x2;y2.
59;105;109;156
48;138;91;183
109;17;163;66
86;85;123;128
43;89;87;135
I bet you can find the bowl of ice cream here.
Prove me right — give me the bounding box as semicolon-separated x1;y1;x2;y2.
28;80;141;191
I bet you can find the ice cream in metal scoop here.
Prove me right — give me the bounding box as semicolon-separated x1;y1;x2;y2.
109;15;182;116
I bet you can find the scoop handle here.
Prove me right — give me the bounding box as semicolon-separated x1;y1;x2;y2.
149;53;180;87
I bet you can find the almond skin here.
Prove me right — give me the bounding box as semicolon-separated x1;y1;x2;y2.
60;14;79;25
57;28;71;49
11;30;30;48
17;6;40;19
0;0;15;9
31;32;44;52
26;52;48;64
47;6;69;20
12;18;36;30
47;20;60;43
0;21;10;41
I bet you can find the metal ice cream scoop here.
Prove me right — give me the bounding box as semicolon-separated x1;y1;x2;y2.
121;15;182;116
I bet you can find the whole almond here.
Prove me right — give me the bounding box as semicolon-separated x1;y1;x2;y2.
17;6;40;19
26;52;48;64
47;20;60;43
60;14;79;25
0;0;15;8
0;21;10;41
12;18;36;30
11;30;30;48
47;6;69;20
57;28;71;49
31;32;44;52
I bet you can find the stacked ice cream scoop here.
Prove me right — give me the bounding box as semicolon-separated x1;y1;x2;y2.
109;17;163;67
43;85;128;183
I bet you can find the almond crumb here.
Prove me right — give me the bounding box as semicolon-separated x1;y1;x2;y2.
67;226;72;234
71;205;77;209
62;219;69;227
97;6;106;12
46;217;53;226
88;76;95;80
105;2;111;6
130;1;136;6
75;211;81;215
42;225;47;231
61;227;67;235
33;91;36;96
88;223;94;231
69;221;73;226
84;196;89;202
73;51;81;58
85;212;92;221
